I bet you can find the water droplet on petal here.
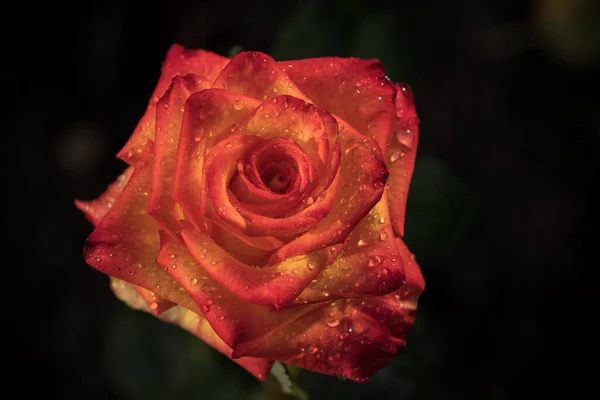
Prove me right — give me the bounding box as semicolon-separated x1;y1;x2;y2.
308;261;317;270
390;152;401;163
327;319;340;328
379;231;389;241
357;239;367;247
367;255;382;267
171;264;177;270
201;284;213;293
149;302;158;310
395;128;414;150
308;346;318;354
225;141;234;148
168;254;176;259
233;99;245;111
191;278;199;286
379;216;386;224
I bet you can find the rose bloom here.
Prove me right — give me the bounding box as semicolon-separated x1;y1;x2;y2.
77;45;424;382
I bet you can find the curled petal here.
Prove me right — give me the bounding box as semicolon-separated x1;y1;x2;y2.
293;194;405;306
110;278;174;316
213;52;309;101
118;44;229;164
157;240;322;350
149;74;210;238
172;89;260;231
386;84;420;237
181;226;340;309
272;120;388;263
234;238;424;382
110;278;272;379
279;57;396;151
83;143;201;314
75;167;134;226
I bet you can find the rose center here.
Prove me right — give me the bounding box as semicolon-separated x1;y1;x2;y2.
259;162;292;193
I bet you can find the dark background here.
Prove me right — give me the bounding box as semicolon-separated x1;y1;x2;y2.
4;0;595;399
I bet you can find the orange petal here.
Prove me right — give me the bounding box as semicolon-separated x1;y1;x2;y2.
156;239;322;349
278;57;396;151
213;52;309;102
234;237;424;382
386;84;420;237
110;277;174;316
83;143;201;315
75;167;134;226
148;74;210;238
110;278;272;379
272;120;388;263
172;89;260;231
117;45;229;165
292;194;405;306
181;226;341;309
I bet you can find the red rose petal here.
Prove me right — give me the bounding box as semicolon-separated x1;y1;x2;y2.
213;52;309;102
271;120;387;263
75;167;134;226
118;44;229;165
279;57;396;151
148;74;210;239
292;194;406;306
386;84;420;237
233;237;424;382
172;89;260;231
157;239;322;349
83;143;201;314
110;278;272;380
181;226;341;309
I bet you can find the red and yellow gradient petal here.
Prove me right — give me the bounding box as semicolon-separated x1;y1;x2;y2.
83;143;201;314
156;240;323;350
292;195;406;306
279;57;396;151
386;84;420;237
75;167;134;226
109;278;272;379
118;44;229;165
213;52;309;102
233;237;424;382
148;74;210;239
172;89;260;231
181;226;341;309
272;120;387;263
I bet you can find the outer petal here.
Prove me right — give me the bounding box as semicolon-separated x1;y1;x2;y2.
292;193;405;306
83;143;201;314
279;58;396;151
156;240;323;350
213;52;309;102
386;84;420;237
75;167;134;226
109;278;272;379
272;120;388;263
181;226;341;309
234;237;424;382
148;74;210;238
118;45;229;164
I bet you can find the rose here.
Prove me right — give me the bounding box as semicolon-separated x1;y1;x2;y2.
77;44;424;382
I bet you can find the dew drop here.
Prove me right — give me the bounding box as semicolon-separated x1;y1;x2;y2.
327;320;341;328
233;99;245;111
379;231;389;241
395;128;414;150
308;346;319;354
367;255;382;267
191;278;199;286
357;239;367;247
225;141;234;148
171;264;177;270
390;152;401;163
201;284;212;293
379;216;386;224
149;302;158;310
168;254;176;259
308;261;317;270
93;257;102;263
